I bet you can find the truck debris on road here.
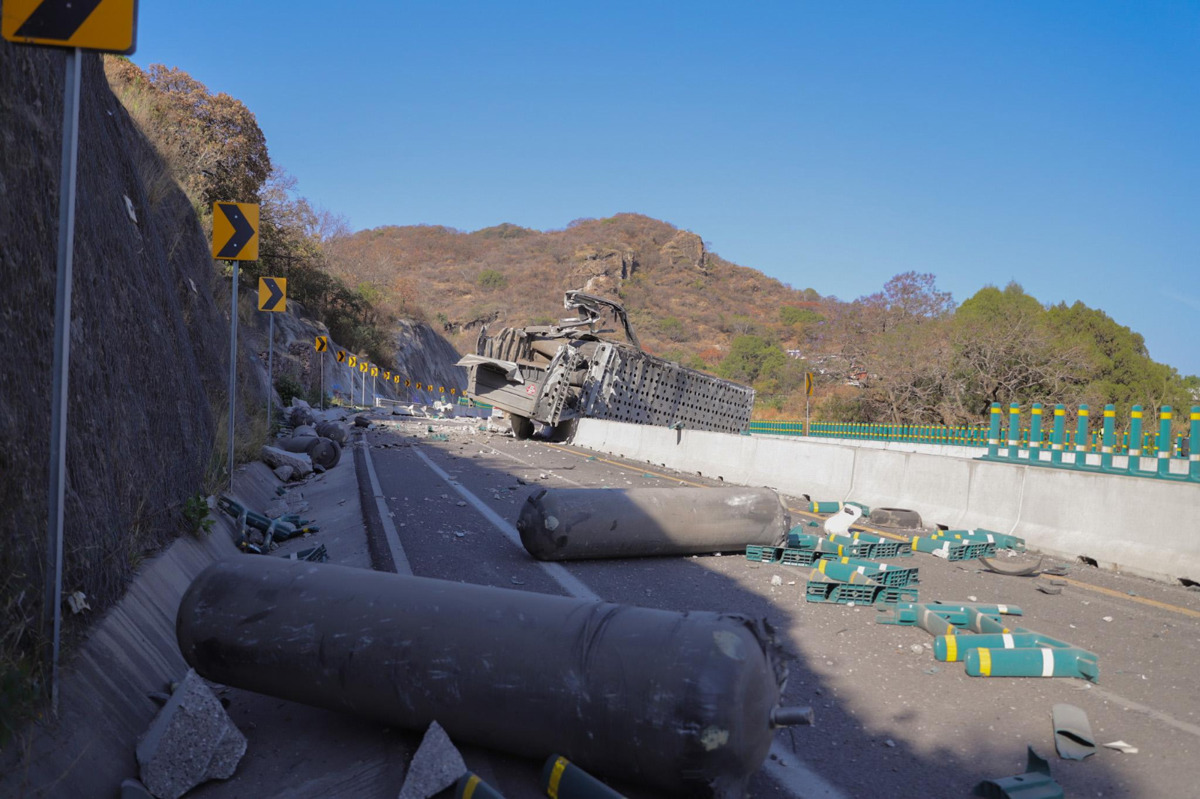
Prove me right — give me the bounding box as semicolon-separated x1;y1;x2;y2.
459;290;755;438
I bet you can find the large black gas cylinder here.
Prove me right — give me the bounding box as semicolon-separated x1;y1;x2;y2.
177;558;797;797
517;486;790;560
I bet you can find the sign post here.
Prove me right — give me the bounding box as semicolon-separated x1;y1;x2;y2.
257;277;286;425
370;365;379;406
360;362;368;406
212;202;260;493
5;0;139;711
315;336;328;409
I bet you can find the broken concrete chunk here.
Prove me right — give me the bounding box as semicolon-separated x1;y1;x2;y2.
260;445;313;478
397;720;467;799
272;465;295;482
136;669;246;799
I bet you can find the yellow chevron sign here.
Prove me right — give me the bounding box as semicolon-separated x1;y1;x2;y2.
257;277;286;312
2;0;137;54
315;336;328;352
211;202;259;260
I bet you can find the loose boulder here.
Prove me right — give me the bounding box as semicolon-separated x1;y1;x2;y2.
136;670;246;799
260;446;313;479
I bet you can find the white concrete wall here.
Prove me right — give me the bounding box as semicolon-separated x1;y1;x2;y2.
572;420;1200;584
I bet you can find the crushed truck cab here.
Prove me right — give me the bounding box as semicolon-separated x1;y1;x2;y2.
458;290;755;438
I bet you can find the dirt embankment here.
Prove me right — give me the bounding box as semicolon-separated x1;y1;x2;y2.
0;44;234;675
0;43;467;713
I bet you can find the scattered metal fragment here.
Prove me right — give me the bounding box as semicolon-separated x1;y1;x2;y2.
1051;703;1097;760
1034;585;1062;595
973;746;1063;799
978;556;1044;577
1077;555;1099;567
1102;740;1138;754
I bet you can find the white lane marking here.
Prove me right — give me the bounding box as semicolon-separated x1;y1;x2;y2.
764;741;849;798
359;435;412;575
422;438;843;799
411;447;599;601
1085;684;1200;738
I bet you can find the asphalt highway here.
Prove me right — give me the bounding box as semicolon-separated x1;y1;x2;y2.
195;412;1200;799
368;415;1200;799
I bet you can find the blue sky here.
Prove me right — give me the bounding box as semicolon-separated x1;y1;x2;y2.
131;2;1200;378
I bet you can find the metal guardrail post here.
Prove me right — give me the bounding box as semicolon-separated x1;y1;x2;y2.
1027;404;1043;461
1006;403;1021;458
986;402;1001;458
1190;406;1200;482
1050;404;1066;463
1128;405;1144;475
1156;406;1173;478
1100;404;1116;470
1073;404;1090;468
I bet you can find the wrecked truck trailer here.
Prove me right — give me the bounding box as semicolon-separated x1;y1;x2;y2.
458;290;756;438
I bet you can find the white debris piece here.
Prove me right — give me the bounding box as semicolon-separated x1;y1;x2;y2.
822;505;862;536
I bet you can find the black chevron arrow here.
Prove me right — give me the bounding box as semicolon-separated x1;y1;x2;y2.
216;203;255;258
261;278;284;311
15;0;104;40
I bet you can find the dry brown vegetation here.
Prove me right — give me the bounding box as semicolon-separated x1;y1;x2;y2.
325;213;821;366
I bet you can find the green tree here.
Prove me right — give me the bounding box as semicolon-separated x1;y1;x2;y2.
717;335;780;384
951;283;1089;417
1046;301;1191;418
477;269;507;291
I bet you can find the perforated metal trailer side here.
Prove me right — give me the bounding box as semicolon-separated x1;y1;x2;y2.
459;291;755;439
